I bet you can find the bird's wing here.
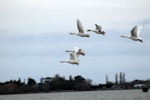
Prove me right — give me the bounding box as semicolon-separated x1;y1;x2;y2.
77;19;84;33
95;24;101;31
74;46;79;53
131;26;138;38
137;25;143;36
70;53;75;60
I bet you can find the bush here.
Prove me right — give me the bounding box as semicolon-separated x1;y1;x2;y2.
142;87;148;92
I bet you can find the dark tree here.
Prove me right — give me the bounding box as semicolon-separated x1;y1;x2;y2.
106;74;108;84
27;78;36;86
74;75;85;83
69;75;73;82
115;73;118;86
16;78;21;86
119;72;123;85
50;74;68;90
123;73;126;84
74;75;91;91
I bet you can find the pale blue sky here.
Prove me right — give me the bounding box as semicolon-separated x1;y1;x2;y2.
0;0;150;84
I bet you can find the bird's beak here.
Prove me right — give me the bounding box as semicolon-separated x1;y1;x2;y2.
81;51;85;56
140;40;143;42
82;53;85;56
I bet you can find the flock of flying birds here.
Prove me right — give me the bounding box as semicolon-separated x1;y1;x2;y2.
60;19;144;65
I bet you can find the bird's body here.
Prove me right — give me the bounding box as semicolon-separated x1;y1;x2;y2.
60;53;79;65
70;19;90;37
60;60;79;65
121;25;143;42
87;24;105;35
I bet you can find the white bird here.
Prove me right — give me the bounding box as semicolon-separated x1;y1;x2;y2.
121;25;143;42
65;46;85;56
70;19;90;37
60;52;79;65
87;24;105;35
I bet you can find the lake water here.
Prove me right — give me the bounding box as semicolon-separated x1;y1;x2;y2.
0;89;150;100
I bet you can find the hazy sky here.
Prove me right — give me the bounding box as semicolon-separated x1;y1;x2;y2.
0;0;150;84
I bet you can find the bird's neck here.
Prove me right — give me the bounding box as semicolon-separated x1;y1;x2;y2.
66;50;73;52
121;35;130;38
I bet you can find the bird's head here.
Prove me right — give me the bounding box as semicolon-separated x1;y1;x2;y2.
78;49;85;56
80;51;85;56
86;34;90;37
138;38;143;42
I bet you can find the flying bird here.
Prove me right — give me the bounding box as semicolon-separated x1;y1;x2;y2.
60;52;79;65
65;46;85;56
87;24;105;35
70;19;90;37
121;25;143;42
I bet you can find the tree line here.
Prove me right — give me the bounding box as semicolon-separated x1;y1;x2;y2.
0;74;92;94
0;73;150;94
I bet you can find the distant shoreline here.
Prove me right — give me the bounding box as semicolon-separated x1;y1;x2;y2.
0;88;144;95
